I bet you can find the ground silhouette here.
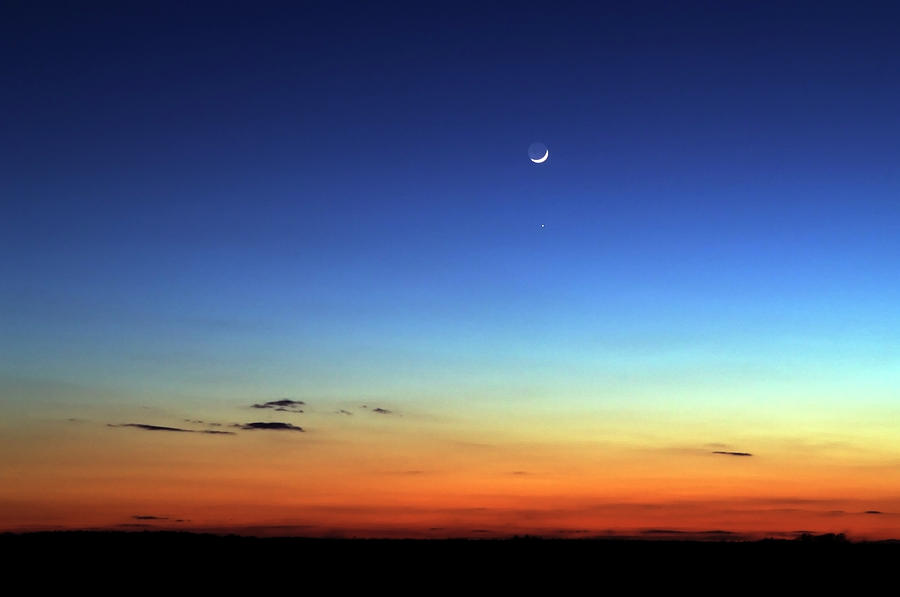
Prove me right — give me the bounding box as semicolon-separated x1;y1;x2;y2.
3;529;898;585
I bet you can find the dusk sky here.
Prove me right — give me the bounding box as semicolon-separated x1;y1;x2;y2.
3;1;900;538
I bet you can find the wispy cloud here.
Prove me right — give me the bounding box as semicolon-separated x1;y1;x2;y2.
360;405;395;414
110;423;192;433
251;399;305;413
133;515;168;520
235;421;305;432
712;451;753;457
109;423;236;435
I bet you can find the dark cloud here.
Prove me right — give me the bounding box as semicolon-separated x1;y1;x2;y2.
109;423;235;435
235;421;305;432
337;409;353;415
712;451;753;457
251;399;305;413
372;408;392;415
184;419;204;424
642;529;687;535
865;510;883;515
109;423;192;433
133;515;168;520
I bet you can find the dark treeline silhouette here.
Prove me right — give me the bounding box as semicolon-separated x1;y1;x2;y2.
3;530;899;584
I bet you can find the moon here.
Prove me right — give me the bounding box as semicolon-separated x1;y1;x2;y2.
527;141;549;163
530;149;549;164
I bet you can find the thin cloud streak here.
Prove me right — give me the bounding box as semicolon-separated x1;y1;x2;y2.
235;422;305;432
108;423;236;435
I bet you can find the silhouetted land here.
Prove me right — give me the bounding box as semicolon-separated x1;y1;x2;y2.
4;530;899;585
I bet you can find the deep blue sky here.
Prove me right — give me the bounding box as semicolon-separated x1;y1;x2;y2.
3;2;900;412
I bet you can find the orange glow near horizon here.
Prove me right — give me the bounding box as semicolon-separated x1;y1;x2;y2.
3;407;900;540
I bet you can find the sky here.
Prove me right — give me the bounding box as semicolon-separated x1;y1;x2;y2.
2;1;900;539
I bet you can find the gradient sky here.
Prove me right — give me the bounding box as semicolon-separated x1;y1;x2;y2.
3;1;900;539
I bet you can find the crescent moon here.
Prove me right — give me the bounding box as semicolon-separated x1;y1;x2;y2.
530;149;549;164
